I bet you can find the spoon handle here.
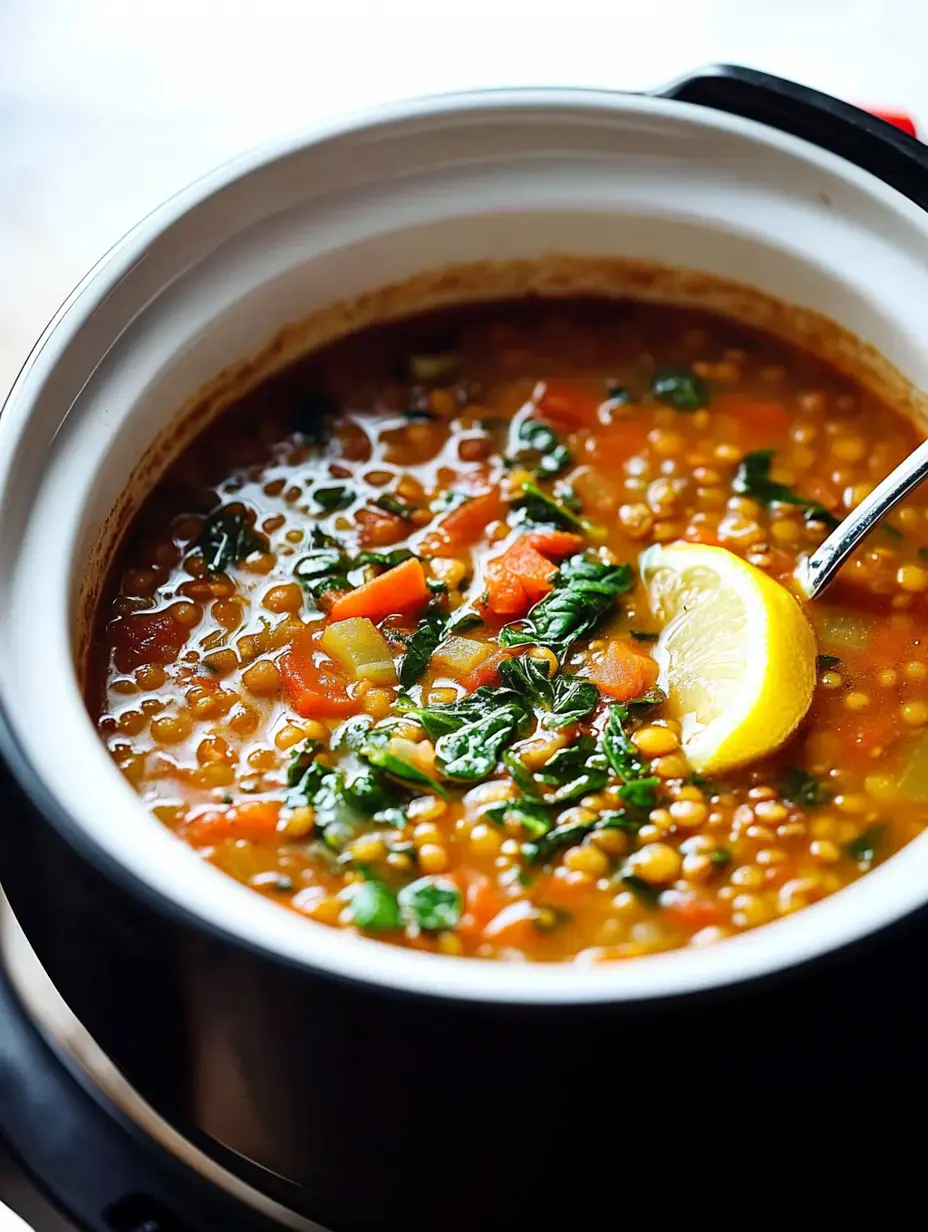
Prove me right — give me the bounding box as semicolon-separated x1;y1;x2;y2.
796;436;928;599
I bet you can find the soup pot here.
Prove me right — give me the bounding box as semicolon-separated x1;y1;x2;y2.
2;65;928;1229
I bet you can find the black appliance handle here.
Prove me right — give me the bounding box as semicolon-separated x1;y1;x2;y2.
655;63;928;212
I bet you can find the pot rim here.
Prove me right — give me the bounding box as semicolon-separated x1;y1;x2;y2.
3;82;928;1005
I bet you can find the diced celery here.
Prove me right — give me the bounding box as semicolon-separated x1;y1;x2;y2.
898;734;928;801
431;636;493;680
817;612;870;653
321;617;397;685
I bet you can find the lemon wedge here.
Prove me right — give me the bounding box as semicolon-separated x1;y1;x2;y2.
639;542;816;774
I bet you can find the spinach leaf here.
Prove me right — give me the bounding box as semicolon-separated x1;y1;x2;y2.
502;750;544;799
486;797;555;842
499;555;634;656
435;703;530;781
651;366;708;411
499;656;600;728
709;847;732;867
779;767;833;810
620;874;662;908
400;604;449;689
345;878;401;932
537;737;609;803
293;529;353;601
355;548;416;569
605;381;630;403
516;481;587;531
844;823;886;868
361;728;450;798
413;686;522;741
506;418;572;477
398;877;462;931
626;687;667;710
734;450;840;528
601;704;647;782
618;776;661;809
523;816;596;864
286;738;321;788
195;509;267;574
313;485;355;511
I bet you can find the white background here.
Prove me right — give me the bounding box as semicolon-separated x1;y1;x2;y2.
0;0;926;1227
2;0;928;397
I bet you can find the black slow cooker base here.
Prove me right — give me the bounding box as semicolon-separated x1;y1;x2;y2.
0;967;289;1232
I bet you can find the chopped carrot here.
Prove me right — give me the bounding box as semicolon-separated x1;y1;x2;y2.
460;646;526;691
534;380;602;428
279;634;357;719
422;488;506;553
483;538;558;617
524;529;584;558
112;610;187;672
356;506;407;547
586;419;651;466
586;640;659;701
455;872;505;937
183;800;282;846
329;557;429;623
714;393;791;449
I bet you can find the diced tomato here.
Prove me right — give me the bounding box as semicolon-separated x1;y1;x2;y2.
483;538;558;617
714;393;791;449
279;634;357;719
803;475;840;514
329;557;430;623
112;610;188;672
356;507;407;547
663;895;722;930
183;800;282;846
588;419;652;465
524;529;584;558
586;640;659;702
480;900;539;946
422;488;506;553
683;522;721;547
534;380;602;428
460;646;526;691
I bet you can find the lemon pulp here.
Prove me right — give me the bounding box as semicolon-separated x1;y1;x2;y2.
639;542;817;774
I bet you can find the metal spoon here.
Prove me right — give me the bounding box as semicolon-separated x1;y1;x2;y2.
794;436;928;599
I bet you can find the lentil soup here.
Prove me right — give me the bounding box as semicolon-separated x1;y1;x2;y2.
91;298;928;962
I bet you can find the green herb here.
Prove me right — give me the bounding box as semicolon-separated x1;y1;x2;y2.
883;523;904;541
499;656;600;728
195;509;267;574
630;630;659;643
709;847;732;867
355;548;416;569
626;687;667;710
313;485;355;511
375;493;418;518
651;366;708;411
398;877;462;931
844;823;886;868
816;654;842;671
620;874;662;908
506;418;572;477
517;480;587;531
734;450;840;529
605;381;630;403
435;703;530;781
286;738;321;788
534;906;570;931
344;877;401;932
779;767;833;810
399;604;449;689
499;555;635;656
557;487;583;514
688;773;714;792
